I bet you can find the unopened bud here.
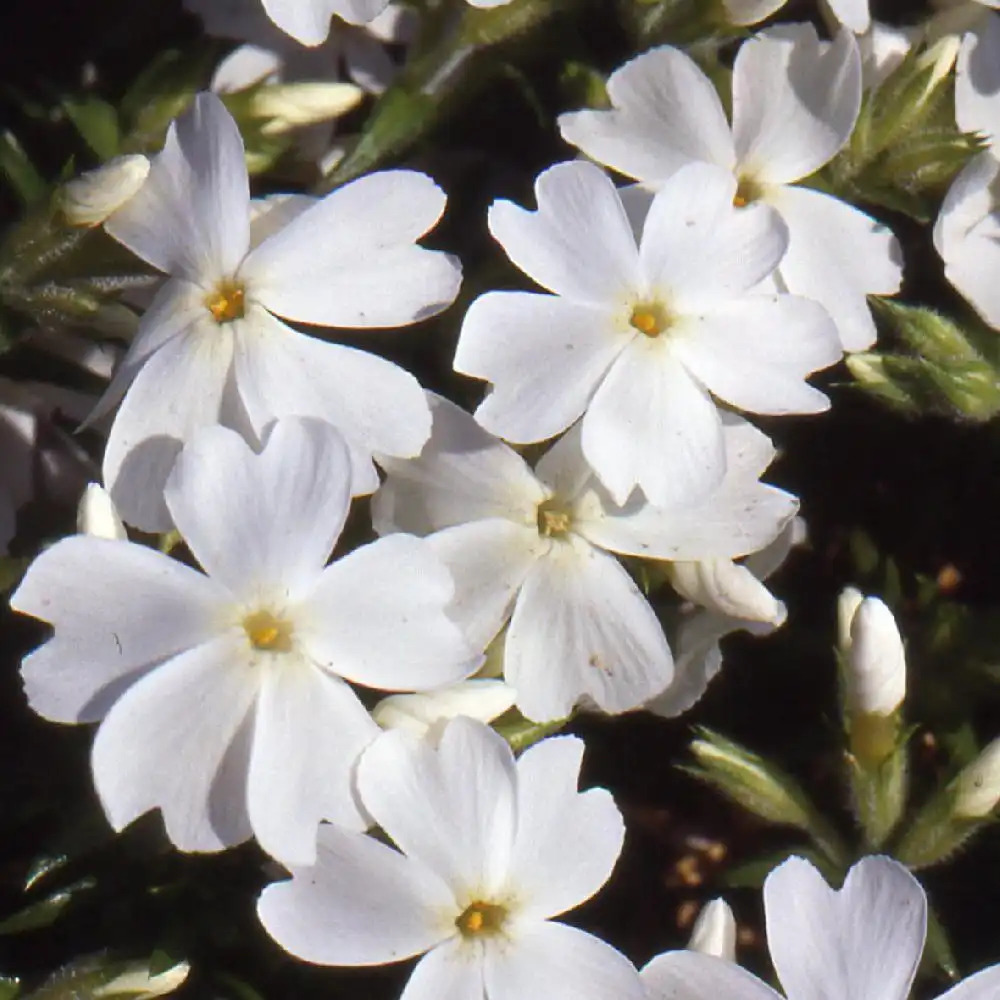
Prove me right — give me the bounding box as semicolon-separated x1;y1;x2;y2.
687;898;736;961
837;586;864;653
953;737;1000;818
94;960;190;998
251;82;364;135
847;597;906;716
61;155;150;227
372;680;516;739
77;483;126;540
669;559;784;626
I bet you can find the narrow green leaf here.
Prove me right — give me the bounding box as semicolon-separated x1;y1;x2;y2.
62;96;121;160
0;131;47;206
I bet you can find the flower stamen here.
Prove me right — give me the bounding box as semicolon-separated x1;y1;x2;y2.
537;498;572;538
456;901;507;938
243;609;294;653
206;279;246;324
629;302;669;338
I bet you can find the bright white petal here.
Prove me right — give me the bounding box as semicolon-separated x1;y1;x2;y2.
558;46;736;184
484;921;644;1000
670;559;785;625
639;164;788;310
164;418;350;600
257;823;453;965
938;966;1000;1000
243;170;459;327
357;718;517;895
372;679;518;737
232;309;429;493
247;665;379;865
297;534;479;691
768;184;902;352
764;855;926;1000
486;161;639;306
103;324;234;532
642;951;781;1000
957;14;1000;140
644;615;726;719
456;292;631;444
582;339;726;507
508;736;624;921
673;295;839;415
373;394;545;535
12;535;227;723
91;634;258;852
399;940;484;1000
428;520;544;651
826;0;871;32
105;93;249;283
506;542;673;720
734;25;861;184
260;0;389;44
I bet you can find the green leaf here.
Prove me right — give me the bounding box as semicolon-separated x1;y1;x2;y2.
62;96;121;160
0;131;47;206
0;878;97;935
924;905;960;981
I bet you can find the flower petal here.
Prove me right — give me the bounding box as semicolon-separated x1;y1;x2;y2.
642;951;781;1000
164;418;351;600
486;161;639;306
638;164;788;310
767;184;902;352
257;824;453;966
456;292;631;445
734;25;861;184
105;93;250;283
938;966;1000;1000
398;941;484;1000
558;46;736;184
582;339;726;507
764;855;926;1000
506;542;673;721
233;309;430;494
357;718;517;895
508;736;624;921
372;393;546;535
957;14;1000;141
247;665;380;865
485;921;644;1000
103;324;234;532
12;535;227;723
297;534;479;691
259;0;388;44
826;0;871;32
91;633;259;852
243;170;459;327
673;295;839;415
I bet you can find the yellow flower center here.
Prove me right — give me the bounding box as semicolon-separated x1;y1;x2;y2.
537;498;572;538
455;901;507;938
629;302;670;338
733;176;763;208
243;609;294;653
206;279;246;324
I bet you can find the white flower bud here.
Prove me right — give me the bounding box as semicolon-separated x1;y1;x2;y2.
372;680;516;739
61;155;150;227
687;898;736;961
669;559;784;626
847;597;906;716
837;586;864;654
251;83;364;135
954;737;1000;818
77;483;126;540
94;960;189;998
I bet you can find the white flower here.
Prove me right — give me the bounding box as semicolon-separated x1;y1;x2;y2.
559;24;902;352
953;736;1000;816
643;855;1000;1000
96;92;460;531
61;155;150;227
258;0;391;46
858;21;920;89
823;0;871;33
258;717;645;1000
77;483;127;540
455;159;838;507
687;899;736;962
372;679;517;738
373;394;797;722
11;417;478;865
844;596;906;716
723;0;787;26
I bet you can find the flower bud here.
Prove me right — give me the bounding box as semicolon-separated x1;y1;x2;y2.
847;597;906;716
77;483;126;540
61;155;150;227
722;0;787;26
953;737;1000;818
837;586;864;654
372;680;516;739
669;559;784;626
688;898;736;961
94;960;189;998
251;82;364;135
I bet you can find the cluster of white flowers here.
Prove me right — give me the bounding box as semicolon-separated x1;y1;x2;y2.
8;0;1000;995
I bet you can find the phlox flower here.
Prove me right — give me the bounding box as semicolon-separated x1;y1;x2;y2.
934;14;1000;327
559;24;903;352
258;717;645;1000
822;0;871;33
455;159;838;507
11;417;478;865
642;855;1000;1000
373;394;798;722
723;0;787;26
97;92;460;531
